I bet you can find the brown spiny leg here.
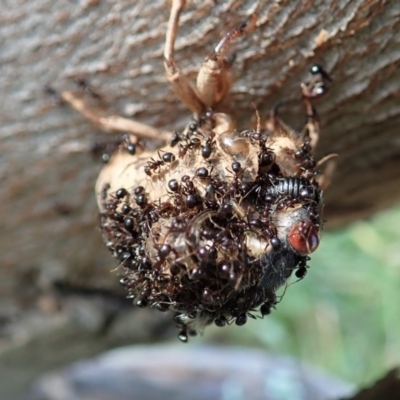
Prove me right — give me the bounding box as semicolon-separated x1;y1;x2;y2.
196;13;258;108
164;0;205;115
164;0;258;114
60;91;171;142
300;64;332;152
300;65;335;189
265;65;334;179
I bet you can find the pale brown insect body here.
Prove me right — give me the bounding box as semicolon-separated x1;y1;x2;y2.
62;0;333;341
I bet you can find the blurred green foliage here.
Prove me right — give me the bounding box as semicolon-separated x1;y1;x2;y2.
204;205;400;387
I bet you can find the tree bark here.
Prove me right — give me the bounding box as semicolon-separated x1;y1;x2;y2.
0;0;399;397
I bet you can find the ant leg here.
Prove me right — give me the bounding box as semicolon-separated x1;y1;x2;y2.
60;91;171;142
196;14;258;108
164;0;205;115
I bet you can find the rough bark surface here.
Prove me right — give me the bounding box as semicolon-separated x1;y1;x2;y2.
1;0;399;398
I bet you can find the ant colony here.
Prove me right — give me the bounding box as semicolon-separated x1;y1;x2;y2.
63;0;333;341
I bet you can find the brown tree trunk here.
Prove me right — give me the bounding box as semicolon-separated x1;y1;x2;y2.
1;0;399;397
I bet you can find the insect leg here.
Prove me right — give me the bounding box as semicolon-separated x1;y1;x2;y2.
164;0;205;115
300;96;320;152
300;65;331;151
60;91;171;142
196;14;258;108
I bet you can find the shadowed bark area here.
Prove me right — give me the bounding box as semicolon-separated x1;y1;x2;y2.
0;1;399;398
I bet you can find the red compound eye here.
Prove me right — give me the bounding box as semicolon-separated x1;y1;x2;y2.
289;221;320;254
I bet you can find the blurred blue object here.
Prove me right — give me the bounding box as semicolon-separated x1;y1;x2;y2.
26;345;354;400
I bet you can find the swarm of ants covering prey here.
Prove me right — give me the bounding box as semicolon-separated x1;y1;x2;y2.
62;0;334;342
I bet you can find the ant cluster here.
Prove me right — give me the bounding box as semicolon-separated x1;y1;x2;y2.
99;104;324;340
63;0;332;341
